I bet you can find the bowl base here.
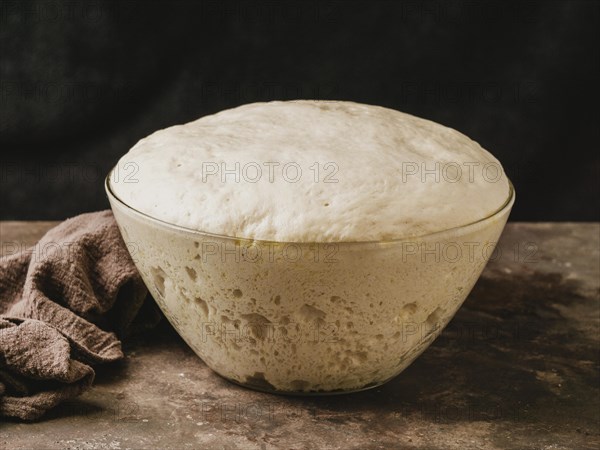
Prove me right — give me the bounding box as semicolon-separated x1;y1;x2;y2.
216;371;394;397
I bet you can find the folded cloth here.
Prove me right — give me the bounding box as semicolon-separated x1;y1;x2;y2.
0;211;160;421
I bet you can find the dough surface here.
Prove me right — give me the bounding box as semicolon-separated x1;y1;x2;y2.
111;100;509;242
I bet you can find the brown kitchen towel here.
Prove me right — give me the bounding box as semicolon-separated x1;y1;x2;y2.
0;210;161;421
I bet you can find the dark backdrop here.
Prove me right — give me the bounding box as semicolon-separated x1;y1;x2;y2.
1;0;598;221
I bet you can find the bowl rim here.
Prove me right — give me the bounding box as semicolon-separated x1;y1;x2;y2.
105;169;515;246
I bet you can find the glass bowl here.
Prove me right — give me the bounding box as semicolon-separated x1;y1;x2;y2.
106;172;515;395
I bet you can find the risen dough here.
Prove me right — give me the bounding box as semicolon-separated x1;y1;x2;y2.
111;100;509;242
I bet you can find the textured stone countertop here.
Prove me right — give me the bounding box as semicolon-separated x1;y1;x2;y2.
1;222;598;450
